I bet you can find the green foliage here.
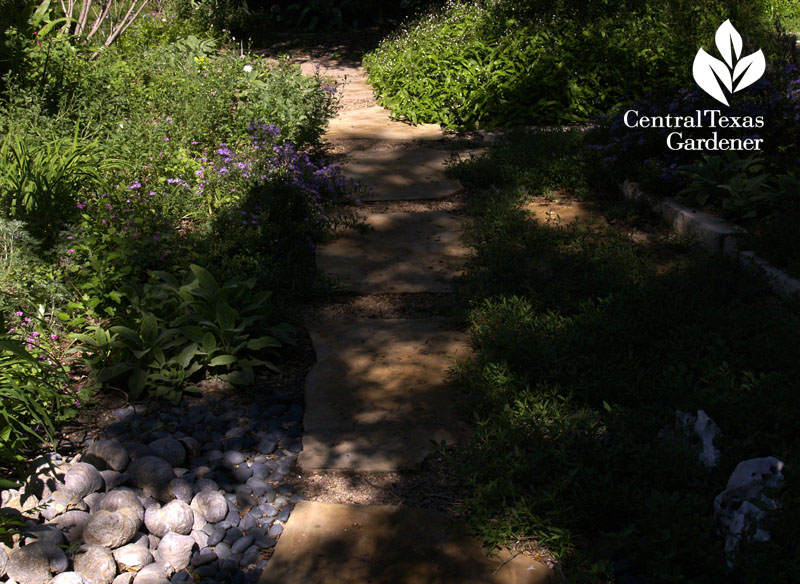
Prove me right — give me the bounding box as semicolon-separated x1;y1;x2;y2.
0;307;75;471
0;125;117;244
677;153;800;218
769;0;800;30
449;129;800;581
364;0;783;127
73;265;292;404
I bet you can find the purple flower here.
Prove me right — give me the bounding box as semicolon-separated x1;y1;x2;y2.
129;181;141;189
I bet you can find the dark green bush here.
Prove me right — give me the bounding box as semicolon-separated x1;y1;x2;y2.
365;0;783;128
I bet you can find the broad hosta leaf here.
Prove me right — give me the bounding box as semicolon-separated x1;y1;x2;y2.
733;50;766;93
715;19;742;68
693;48;731;106
189;264;219;293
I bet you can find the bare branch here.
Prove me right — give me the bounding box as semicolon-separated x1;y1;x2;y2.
90;0;149;60
75;0;93;36
86;0;114;41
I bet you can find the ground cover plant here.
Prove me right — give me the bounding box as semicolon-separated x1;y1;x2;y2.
364;0;786;128
0;4;361;468
447;129;800;582
589;38;800;275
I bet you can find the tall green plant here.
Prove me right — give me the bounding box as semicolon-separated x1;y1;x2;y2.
0;126;117;244
0;313;72;471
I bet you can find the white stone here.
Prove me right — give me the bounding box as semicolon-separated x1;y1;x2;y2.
714;456;784;562
155;532;195;571
113;544;154;573
693;410;720;469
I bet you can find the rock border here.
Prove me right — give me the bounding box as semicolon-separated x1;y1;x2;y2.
622;180;800;300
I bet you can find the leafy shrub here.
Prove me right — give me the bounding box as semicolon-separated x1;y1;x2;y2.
364;0;783;128
73;265;292;404
587;59;800;195
677;152;799;218
0;127;118;245
0;305;78;471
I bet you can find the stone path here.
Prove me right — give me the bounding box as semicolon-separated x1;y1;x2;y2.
260;58;556;583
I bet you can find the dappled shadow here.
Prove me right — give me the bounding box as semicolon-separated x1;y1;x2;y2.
332;148;463;201
298;318;472;472
260;500;555;584
318;211;470;294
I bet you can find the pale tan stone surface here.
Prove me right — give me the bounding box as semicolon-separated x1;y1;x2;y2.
326;106;445;141
259;501;556;584
339;148;463;201
522;197;606;228
318;211;469;294
298;319;471;471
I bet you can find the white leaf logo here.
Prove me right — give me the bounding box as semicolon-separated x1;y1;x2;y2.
692;20;765;106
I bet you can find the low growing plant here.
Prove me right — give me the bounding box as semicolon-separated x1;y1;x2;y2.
676;152;795;218
73;264;292;404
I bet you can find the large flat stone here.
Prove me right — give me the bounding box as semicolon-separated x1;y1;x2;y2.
299;319;471;471
326;106;445;141
260;501;556;584
340;148;462;201
318;211;469;294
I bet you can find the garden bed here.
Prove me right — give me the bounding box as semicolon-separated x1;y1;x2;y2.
444;127;800;583
622;180;800;299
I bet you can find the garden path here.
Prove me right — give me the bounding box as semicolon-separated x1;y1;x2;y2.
259;60;555;583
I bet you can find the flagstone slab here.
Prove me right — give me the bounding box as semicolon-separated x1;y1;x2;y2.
298;319;471;471
260;501;556;584
326;106;445;141
339;148;462;201
318;211;469;293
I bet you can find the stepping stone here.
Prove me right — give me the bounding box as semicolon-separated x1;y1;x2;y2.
339;148;463;201
259;501;555;584
317;211;469;294
326;106;445;141
298;319;471;471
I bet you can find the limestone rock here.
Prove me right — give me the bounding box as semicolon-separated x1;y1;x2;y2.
98;488;145;522
6;542;66;584
83;492;105;514
0;545;7;577
112;573;136;584
131;562;172;584
83;510;138;549
3;488;41;518
178;437;201;460
42;489;87;520
50;572;91;584
714;456;784;562
84;441;130;472
155;532;195;571
166;479;192;504
99;471;128;491
113;544;154;572
191;509;206;532
22;524;65;547
128;457;174;502
48;510;91;544
74;545;117;584
143;501;193;537
146;439;184;469
63;464;104;499
190;491;227;524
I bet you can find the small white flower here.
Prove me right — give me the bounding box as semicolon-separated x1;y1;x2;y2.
243;65;253;73
119;123;124;128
